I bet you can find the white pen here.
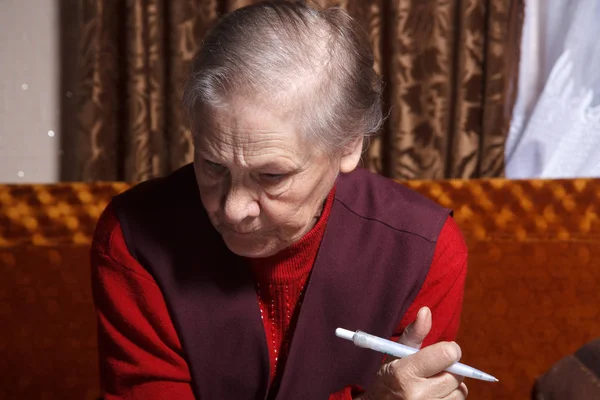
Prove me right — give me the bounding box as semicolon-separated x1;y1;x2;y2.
335;328;498;382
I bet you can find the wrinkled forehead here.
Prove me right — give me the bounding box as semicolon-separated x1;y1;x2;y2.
193;98;315;163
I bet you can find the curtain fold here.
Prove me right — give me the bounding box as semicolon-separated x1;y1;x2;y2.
60;0;522;181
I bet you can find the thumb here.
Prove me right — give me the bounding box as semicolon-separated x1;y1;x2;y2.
398;306;432;350
407;341;462;378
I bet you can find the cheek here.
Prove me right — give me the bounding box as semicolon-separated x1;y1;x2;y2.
259;201;302;232
292;170;332;205
260;182;316;225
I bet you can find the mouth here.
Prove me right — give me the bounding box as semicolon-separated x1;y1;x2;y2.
232;230;257;235
223;227;259;235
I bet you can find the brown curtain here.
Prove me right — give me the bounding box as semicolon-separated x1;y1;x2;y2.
60;0;523;182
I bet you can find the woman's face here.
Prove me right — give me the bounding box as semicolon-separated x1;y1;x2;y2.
194;99;359;258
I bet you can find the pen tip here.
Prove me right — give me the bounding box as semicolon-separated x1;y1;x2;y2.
493;378;499;382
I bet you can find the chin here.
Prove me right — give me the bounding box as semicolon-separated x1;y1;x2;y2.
221;233;280;258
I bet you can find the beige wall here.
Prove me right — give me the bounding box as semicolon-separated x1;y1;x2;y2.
0;0;59;183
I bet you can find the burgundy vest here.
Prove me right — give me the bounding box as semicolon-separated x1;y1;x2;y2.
112;164;450;400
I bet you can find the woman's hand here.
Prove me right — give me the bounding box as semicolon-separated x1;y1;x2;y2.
358;307;468;400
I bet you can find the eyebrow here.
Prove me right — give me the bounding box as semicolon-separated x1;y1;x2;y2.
251;161;300;172
197;149;301;171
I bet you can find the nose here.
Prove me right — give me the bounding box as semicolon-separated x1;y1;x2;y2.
222;183;260;225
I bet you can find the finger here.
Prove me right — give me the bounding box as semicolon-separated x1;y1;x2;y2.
428;372;464;398
407;341;462;378
442;382;469;400
398;306;432;349
384;365;464;399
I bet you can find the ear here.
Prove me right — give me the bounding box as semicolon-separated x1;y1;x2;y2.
339;136;364;173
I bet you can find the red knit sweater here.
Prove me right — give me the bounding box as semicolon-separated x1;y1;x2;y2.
91;187;468;399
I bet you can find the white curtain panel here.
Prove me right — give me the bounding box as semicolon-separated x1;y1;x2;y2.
505;0;600;178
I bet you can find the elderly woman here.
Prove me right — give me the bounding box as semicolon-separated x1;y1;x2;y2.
91;1;468;399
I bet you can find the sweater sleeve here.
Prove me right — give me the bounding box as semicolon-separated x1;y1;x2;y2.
91;203;195;399
394;215;468;346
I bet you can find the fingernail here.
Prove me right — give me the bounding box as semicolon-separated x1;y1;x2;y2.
451;342;462;360
418;307;428;319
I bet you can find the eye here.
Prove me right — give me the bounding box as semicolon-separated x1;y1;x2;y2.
259;173;286;183
204;159;227;175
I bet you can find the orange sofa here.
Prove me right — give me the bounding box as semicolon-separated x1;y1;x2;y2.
1;179;599;399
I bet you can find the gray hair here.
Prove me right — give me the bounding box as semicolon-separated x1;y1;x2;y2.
183;0;383;154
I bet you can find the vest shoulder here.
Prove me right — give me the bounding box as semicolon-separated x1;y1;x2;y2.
335;168;450;242
114;163;198;210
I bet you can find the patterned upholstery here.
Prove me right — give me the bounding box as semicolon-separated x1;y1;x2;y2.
0;184;129;247
1;179;599;399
